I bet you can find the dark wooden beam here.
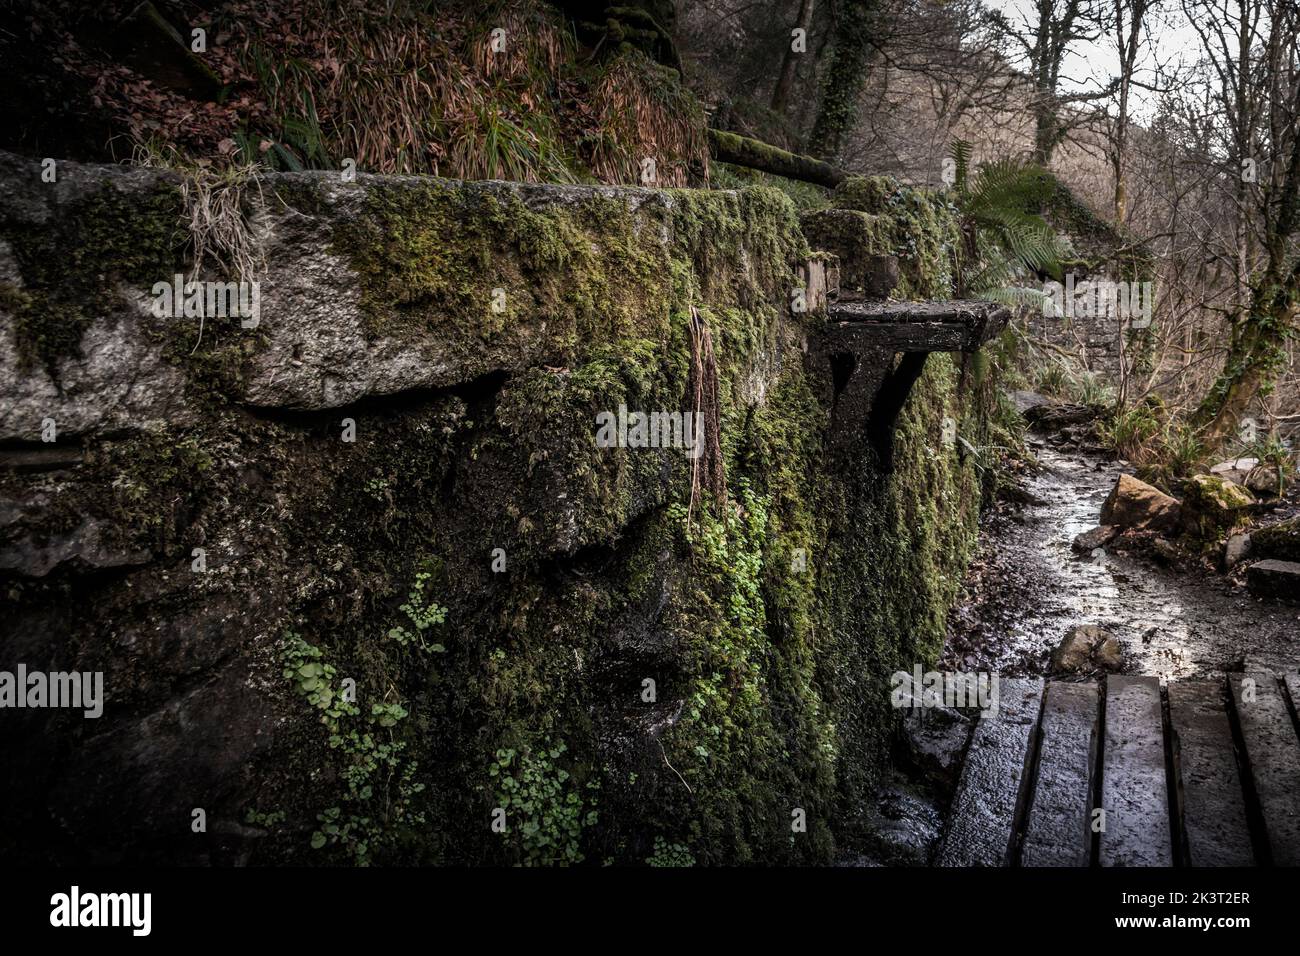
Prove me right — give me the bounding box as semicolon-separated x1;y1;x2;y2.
825;300;1010;354
808;299;1010;470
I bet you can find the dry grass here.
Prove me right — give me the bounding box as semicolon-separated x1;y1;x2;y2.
587;54;709;187
132;142;265;284
218;0;707;186
131;142;266;351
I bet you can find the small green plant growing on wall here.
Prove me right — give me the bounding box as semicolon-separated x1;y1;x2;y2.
489;740;598;866
282;631;356;721
243;808;286;828
280;632;428;865
646;835;695;867
386;570;447;652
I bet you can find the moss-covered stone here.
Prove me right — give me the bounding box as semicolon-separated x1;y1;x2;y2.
799;176;960;300
0;180;185;378
1;159;1001;867
1252;516;1300;562
1181;473;1255;538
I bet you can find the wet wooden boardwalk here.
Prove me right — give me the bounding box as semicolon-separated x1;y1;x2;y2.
936;673;1300;867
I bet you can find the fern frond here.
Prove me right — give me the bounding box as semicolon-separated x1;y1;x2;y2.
948;139;973;193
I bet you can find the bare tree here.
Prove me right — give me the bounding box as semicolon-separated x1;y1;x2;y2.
1104;0;1160;224
771;0;817;114
989;0;1116;163
1179;0;1300;450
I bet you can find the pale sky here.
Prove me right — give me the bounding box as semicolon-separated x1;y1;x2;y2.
986;0;1208;123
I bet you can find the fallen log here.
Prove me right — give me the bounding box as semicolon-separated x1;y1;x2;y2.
707;128;846;189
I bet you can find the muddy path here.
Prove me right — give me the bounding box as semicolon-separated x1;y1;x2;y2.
846;431;1298;867
940;438;1300;681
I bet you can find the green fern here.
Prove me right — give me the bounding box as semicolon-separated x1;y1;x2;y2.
948;140;1065;301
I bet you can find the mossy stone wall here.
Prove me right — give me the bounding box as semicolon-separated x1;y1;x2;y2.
0;153;997;865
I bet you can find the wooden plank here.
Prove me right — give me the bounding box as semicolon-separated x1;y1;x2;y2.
826;300;1010;353
1021;681;1098;867
1100;675;1173;867
1284;673;1300;715
827;321;974;354
1230;672;1300;866
936;678;1044;867
1167;681;1254;866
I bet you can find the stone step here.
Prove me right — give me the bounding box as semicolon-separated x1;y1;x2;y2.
936;678;1044;866
1100;675;1173;866
1168;681;1254;866
1021;680;1098;867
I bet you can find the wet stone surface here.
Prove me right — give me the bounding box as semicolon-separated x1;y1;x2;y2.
941;440;1300;681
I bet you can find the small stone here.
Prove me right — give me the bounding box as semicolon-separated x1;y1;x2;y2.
1223;533;1252;569
1150;537;1180;563
898;705;972;792
1051;624;1124;674
1072;525;1119;553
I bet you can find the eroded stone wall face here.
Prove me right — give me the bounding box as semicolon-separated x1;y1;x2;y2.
0;154;996;865
1023;304;1124;379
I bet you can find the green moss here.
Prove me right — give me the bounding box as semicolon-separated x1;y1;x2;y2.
315;179;810;367
1181;473;1255;538
801;176;961;300
1254;516;1300;561
1;181;185;378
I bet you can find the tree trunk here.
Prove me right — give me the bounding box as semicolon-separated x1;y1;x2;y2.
806;0;877;162
1194;280;1296;451
1033;103;1059;165
771;0;816;115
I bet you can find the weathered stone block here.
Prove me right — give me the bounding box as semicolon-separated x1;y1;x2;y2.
1246;559;1300;601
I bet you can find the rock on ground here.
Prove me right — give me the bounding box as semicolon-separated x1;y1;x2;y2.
1072;524;1119;553
1150;537;1181;564
1246;560;1300;601
1245;463;1286;498
1051;624;1124;674
1025;401;1095;430
1253;516;1300;562
1210;457;1258;486
897;705;973;793
1223;533;1253;569
1100;473;1181;532
1181;473;1255;538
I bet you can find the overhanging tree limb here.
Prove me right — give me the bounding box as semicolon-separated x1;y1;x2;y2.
707;128;847;188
